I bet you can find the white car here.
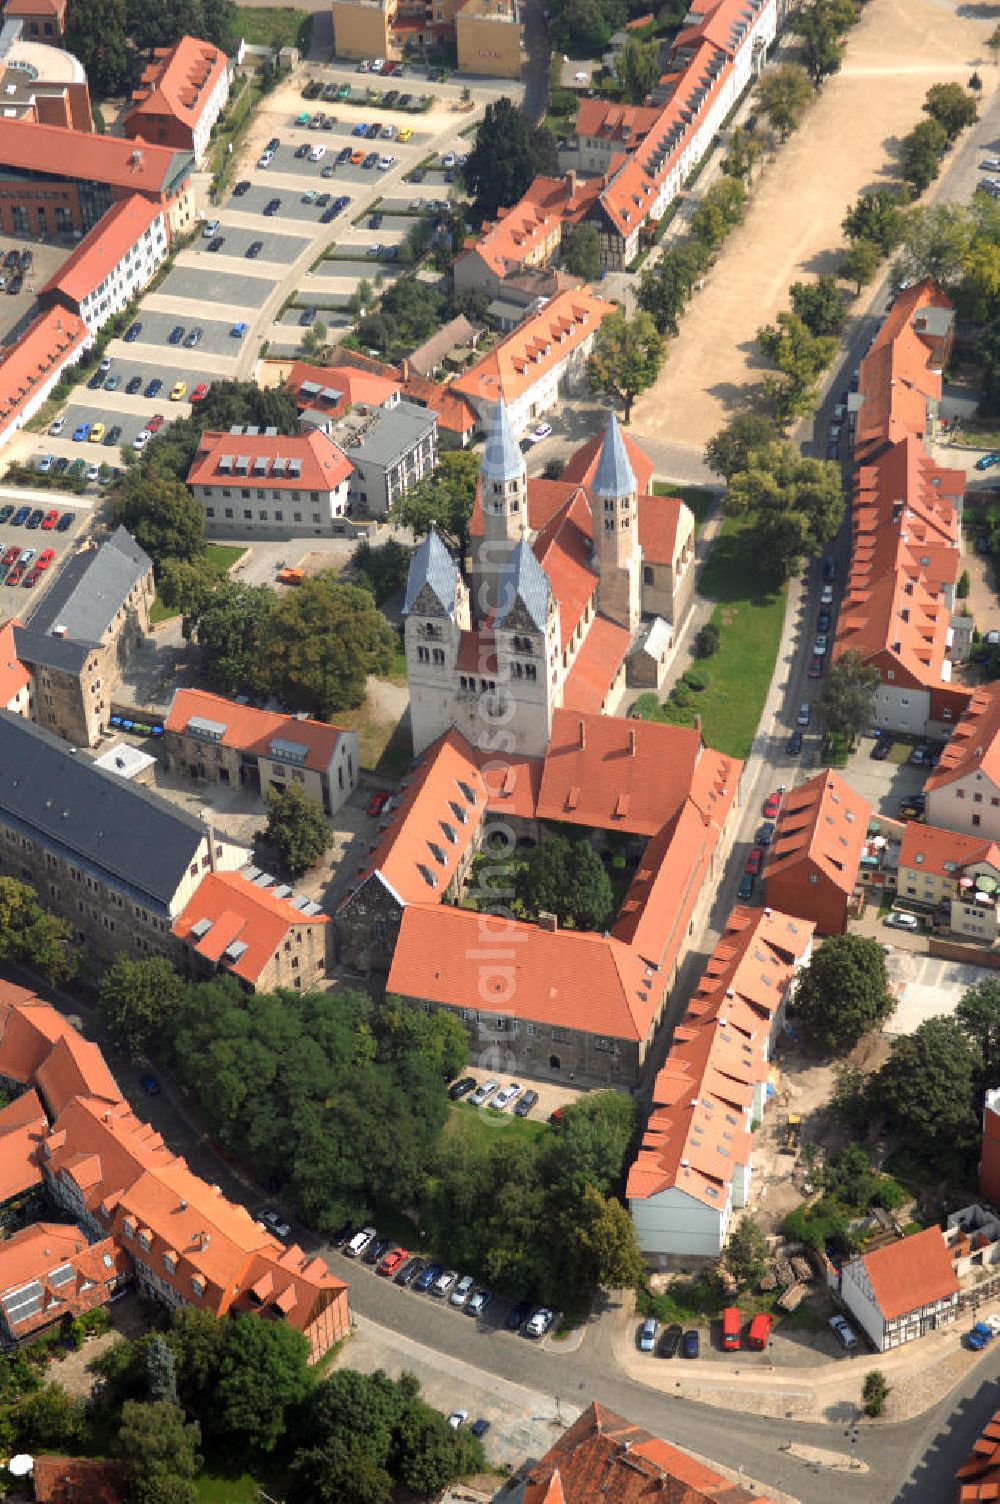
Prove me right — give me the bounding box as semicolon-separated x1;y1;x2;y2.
432;1269;458;1297
382;124;397;139
370;57;385;71
36;454;54;473
202;218;220;237
49;417;65;436
526;1307;555;1338
820;584;834;605
86;463;100;482
447;1409;468;1430
132;430;152;451
377;155;396;171
257;149;275;168
530;423;553;443
829;1314;858;1350
982;158;1000;171
19;548;35;567
450;1274;476;1307
309;144;327;161
813;633;828;656
493;1083;521;1111
344;1226;377;1258
442;151;456;167
885;911;919;931
469;1078;499;1106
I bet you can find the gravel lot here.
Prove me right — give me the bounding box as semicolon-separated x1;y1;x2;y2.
154;265;279;307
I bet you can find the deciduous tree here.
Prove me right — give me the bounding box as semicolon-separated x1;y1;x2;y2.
789;275;847;336
894;203;976;288
390;449;479;558
840;236;882;294
263;785;332;877
816;649;880;740
757;64;812;140
587;311;664;423
515;834;614;931
793;935;894;1053
560;222;602;281
704;411;779;479
67;0;129;96
726;1214;768;1287
616;38;660;104
216;1316;311;1454
923;82;977;140
900;118;948;193
118;1400;201;1489
956;977;1000;1080
873;1016;981;1142
255;575;396;717
99;954;186;1056
637;240;710;335
0;876;76;983
841;187;907;254
188;581;275;696
114;469;206;573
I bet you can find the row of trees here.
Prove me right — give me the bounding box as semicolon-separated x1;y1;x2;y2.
66;0;237;100
638;176;749;337
354;274;488;363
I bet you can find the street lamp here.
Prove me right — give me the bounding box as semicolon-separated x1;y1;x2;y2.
845;1423;860;1470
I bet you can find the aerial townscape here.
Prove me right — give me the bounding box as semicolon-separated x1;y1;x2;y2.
1;0;1000;1501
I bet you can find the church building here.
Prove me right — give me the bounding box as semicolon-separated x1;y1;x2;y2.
403;403;696;756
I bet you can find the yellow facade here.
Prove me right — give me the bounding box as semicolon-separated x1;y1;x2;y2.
332;0;393;59
455;0;522;77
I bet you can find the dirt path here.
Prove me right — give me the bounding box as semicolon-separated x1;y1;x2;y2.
630;0;996;448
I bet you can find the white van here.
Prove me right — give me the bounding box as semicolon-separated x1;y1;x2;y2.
344;1226;377;1258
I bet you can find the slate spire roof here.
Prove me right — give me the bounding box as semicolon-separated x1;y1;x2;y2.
480;398;525;485
494;538;551;631
402;526;459;616
591;410;636;499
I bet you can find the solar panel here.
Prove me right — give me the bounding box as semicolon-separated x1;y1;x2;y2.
3;1280;43;1323
48;1262;75;1288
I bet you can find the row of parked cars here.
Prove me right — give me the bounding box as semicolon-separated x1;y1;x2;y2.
0;542;57;590
338;1225;557;1337
637;1308;775;1358
0;246;32;297
448;1075;540;1116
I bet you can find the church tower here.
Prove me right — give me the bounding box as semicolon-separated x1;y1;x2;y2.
471;398;527;623
590;411;641;634
492;539;560;757
403;527;471;756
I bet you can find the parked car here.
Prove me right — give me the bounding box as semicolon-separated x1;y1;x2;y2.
394;1257;425;1286
447;1410;468;1431
745;847;764;876
126;375;143;394
658;1324;683;1358
48;417;65;436
737;872;755;902
820;583;834;605
233;180;251;196
975;452;1000;471
449;1076;477;1101
682;1330;700;1359
363;1237;392;1266
366;789;391;817
747;1313;773;1350
871;735;893;760
344;1227;377;1258
263;198;281;216
796;702;811;726
470;1419;490;1439
525;1307;555;1338
466;1288;492;1316
144;378;163;399
829;1314;858;1350
506;1300;531;1330
11;507;29;526
202;218;220;238
469;1079;499;1106
808;655;824;679
817;607;831;633
40;511;58;531
88;422;106;443
638;1318;658;1353
492;1083;521;1111
168;324;185;345
169;381;188;401
450;1274;476;1307
514;1088;539;1118
414;1262;444;1293
139;1073;160;1095
190;383;208;403
35;454;53;474
762;790;783;818
884;911;919;931
756;821;775;847
261;1209;291;1239
787;729;803;756
432;1269;458;1298
246;241;263;258
57;510;75;530
967;1320;995;1351
721;1306;741;1351
72;422;90;442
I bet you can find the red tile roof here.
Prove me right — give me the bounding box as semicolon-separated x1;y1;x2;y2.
0;305;87;436
562;427;655;493
124;34;228;131
0;1223;129;1340
173;870;329;985
764;769;872;897
521;171;607;226
860;1226;959;1321
573;100;662;147
285;359;402;416
0;618;29;707
187;427;353;493
0;117;191;192
400;373;478;437
0;1087;46;1202
460;199;559;279
956;1408;1000;1501
898;821;1000;881
452;289;615;407
0;990;91;1090
165;687;346;774
41;193;163;305
33;1457;128;1504
561;614;631;714
926;680;1000;793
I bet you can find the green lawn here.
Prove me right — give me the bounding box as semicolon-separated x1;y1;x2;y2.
653;482;716;533
961;424;1000;451
444;1101;549;1153
234;5;312;49
150;545;245;626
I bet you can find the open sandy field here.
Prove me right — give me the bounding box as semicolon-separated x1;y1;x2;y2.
629;0;999;449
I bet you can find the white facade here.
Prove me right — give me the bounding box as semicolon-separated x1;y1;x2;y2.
0;338;88;453
926;767;1000;844
190;63;230;163
839;1252;959;1352
77;211;169;334
467;337;599;438
194;473;352;538
871;681;933;737
630;1184;731;1263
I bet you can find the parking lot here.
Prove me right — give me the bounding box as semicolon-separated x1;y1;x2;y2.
58;401;161;448
844;735;930;816
120;310;244;358
152;264;280;309
195;225;313;263
0;501;87;612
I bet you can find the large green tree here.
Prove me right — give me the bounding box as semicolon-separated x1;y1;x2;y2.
464;98;555;221
115;468;206;574
515;834;614;931
637;240;710;336
757;64;813;140
789;275;847;337
616;38;661;104
390;449;479;559
0;876;76;983
725;1214;768;1288
703;411;779;480
894;203;976;288
586;311;664;423
560;222;602;281
840;237;882;294
118;1400;201;1494
923;82;977;140
790;0;849;84
793;935;895;1053
956;977;1000;1080
264;785;332;877
725;441;844;579
873;1016;981;1142
900;118;948;193
689;176;746;250
99;954;187;1057
841;188;907;255
216;1317;311;1455
256;575;396;718
14;1382;84;1450
188;581;275;695
816;649;880;740
66;0;129;97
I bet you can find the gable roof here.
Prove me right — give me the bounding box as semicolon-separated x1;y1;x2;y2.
858;1226;959;1321
124;34;228;130
16;525;150;671
165;688;345;774
764;769;871;897
0;618;29;707
898;821;1000;881
41;193;163;305
452;288;616;408
460;198;560;280
187;428;353;494
403;526;460;617
173;869;329;985
926;680;1000;793
0;304;87;438
0;117;192;195
956;1408;1000;1501
32;1457;129;1504
0;1087;46;1203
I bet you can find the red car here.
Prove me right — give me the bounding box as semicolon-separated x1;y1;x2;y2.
190;382;209;402
7;565;25;586
762;790;783;819
808;655;824;679
35;548;55;570
146;413;165;434
22;568;40;588
2;546;19;566
40;508;59;530
745;846;764;876
367;790;391;817
376;1247;408;1277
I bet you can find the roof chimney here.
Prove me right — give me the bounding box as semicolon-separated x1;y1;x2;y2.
628;727;636;756
537;910;558;932
579;718;585;749
564;168;577;199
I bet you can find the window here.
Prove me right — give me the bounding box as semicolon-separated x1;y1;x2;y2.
643;566;653;585
973;814;982;827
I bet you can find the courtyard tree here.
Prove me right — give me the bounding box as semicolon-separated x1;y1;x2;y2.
560;222;602;281
725;1214;769;1288
900;118;948;193
956;976;1000;1080
464;98;554;221
842;187;908;255
188;581;275;696
638;240;710;336
0;876;76;983
793;934;895;1053
66;0;129;96
616;38;660;104
703;412;779;480
256;575;396;717
146;1336;179;1406
515;834;614;931
114;469;206;573
390;449;479;559
263;785;332;877
840;237;882;294
923;82;977;140
587;311;665;423
757;63;813;141
99;954;187;1057
873;1015;981;1142
159;556;223;627
815;649;880;740
789;275;847;337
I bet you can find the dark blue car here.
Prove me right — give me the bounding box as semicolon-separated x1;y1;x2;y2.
413;1262;443;1293
506;1300;531;1331
11;506;30;526
124;322;142;342
168;325;185;345
682;1330;699;1358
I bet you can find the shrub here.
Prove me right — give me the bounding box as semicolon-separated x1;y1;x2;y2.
683;665;712;692
631;691;660;719
671;684;694;708
694;621;721;658
957;568;970;599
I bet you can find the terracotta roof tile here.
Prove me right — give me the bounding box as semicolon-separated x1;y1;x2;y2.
860;1226;959;1321
926;681;1000;793
187;428;352;494
0;1087;45;1201
561;614;631;714
898;821;1000;880
33;1456;129;1504
41;193;163;305
0;117;191;193
0;305;87;434
173;870;328;985
165;687;347;775
764;768;872;897
452;289;615;407
0;618;29;707
124;34;228;132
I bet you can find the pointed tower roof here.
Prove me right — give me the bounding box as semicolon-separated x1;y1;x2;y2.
592;411;637;499
481;398;525;484
402;527;459;616
494;539;551;632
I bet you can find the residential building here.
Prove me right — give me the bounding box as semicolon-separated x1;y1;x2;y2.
762;770;872;935
163;686;359;817
3;0;67;41
187;427;354;538
897;821;1000;941
342;710;741;1086
509;1402;780;1504
331;0;392;59
39;192;169;334
404;407;694;758
404;315;483;380
0;118;195;239
628;906;814;1262
454;201;560;296
122;34;230;164
838;1227;960;1351
455;0;523;77
834;282;971;737
926;680;1000;840
400;372;477;447
956;1408;1000;1502
0;1087;46;1208
284;357;402;420
342;398;438;518
451;288;615;435
0;711;249;964
0;619;30;716
0;19;91;130
0;1222;128;1343
0;305;88;450
14;525;154;747
979;1085;1000;1207
0;985;351;1360
173;869;330;992
574;99;663;175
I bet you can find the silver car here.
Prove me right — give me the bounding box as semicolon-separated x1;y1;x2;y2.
450;1274;476;1307
493;1082;521;1111
469;1078;499;1107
